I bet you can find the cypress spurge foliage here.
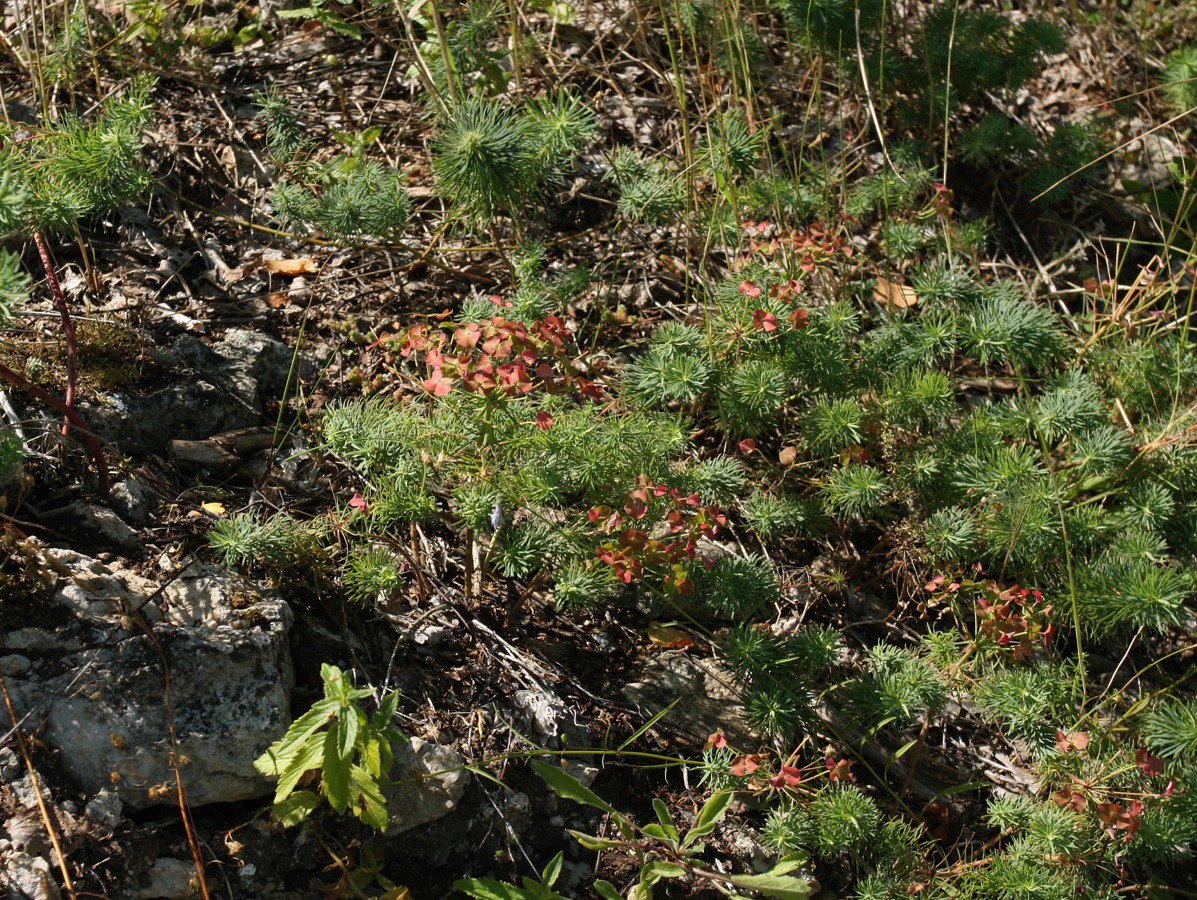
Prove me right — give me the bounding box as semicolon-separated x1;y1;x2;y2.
256;92;411;241
433;97;537;222
210;148;1197;899
0;75;156;233
432;90;596;226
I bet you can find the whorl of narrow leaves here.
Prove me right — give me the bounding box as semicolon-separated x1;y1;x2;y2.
720;359;790;436
256;87;310;161
207;512;326;572
699;112;764;179
1144;700;1197;766
525;89;599;181
1;76;156;234
343;547;406;605
1161;45;1197;114
769;0;883;51
256;93;411;241
606;147;687;225
433;98;538;220
432;91;595;223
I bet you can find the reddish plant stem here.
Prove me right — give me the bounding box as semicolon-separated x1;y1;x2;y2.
31;231;77;437
0;358;109;493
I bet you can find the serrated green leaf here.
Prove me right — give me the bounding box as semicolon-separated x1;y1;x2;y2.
531;759;615;813
320;671;351;703
379;737;395;775
272;790;320;827
322;726;352;813
723;873;814;899
254;698;338;775
351;764;389;830
339;706;361;761
322;16;362;39
375;690;401;729
684;790;731;846
272;734;325;803
362;736;382;778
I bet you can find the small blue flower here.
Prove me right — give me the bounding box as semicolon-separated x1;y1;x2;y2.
490;501;504;531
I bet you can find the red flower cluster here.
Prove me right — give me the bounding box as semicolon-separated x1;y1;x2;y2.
740;220;854;272
394;307;600;400
735;220;843;336
976;584;1053;660
588;476;727;594
925;574;1053;661
1097;799;1144;842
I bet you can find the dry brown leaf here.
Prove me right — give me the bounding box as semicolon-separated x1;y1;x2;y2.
779;446;798;466
873;276;919;309
647;623;696;649
263;257;317;276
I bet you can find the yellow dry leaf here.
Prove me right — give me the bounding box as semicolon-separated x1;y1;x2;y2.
647;623;696;649
201;501;226;516
873;276;919;309
263;257;317;276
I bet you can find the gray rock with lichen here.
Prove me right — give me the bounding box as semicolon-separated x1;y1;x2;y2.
5;550;293;808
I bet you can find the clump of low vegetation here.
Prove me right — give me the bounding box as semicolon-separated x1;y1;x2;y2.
4;0;1197;897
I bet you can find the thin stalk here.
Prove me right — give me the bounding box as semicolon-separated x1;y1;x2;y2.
1023;375;1087;701
0;357;109;493
504;0;524;94
32;231;77;437
125;603;212;900
76;0;104;97
395;0;448;115
463;525;475;603
428;0;459;106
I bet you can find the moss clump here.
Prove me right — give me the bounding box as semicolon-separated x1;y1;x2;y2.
1;320;165;395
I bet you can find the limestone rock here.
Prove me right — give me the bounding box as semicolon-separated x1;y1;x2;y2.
133;858;201;899
79;329;299;457
507;689;598;787
37;501;142;552
109;475;163;524
6;551;294;809
0;850;61;900
84;790;122;832
384;737;470;835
